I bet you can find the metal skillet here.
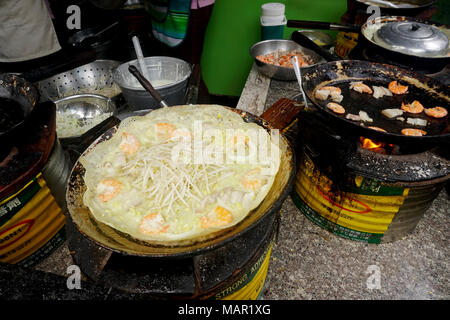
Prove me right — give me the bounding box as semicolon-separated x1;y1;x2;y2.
65;63;296;258
300;59;450;146
65;106;294;258
66;66;295;258
0;74;39;142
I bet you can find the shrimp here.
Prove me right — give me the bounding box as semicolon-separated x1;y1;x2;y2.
241;168;263;191
326;102;346;114
424;106;447;118
322;86;342;95
401;101;424;114
155;123;176;140
388;81;408;95
120;132;139;155
170;128;192;141
401;128;427;136
350;81;373;94
368;126;387;132
279;53;307;68
201;206;233;229
97;179;122;202
139;212;169;235
256;54;275;64
315;86;342;101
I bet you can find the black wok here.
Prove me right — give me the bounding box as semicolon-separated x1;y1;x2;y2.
65;106;295;258
300;59;450;145
0;74;39;143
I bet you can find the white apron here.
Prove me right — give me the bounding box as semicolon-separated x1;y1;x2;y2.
0;0;61;62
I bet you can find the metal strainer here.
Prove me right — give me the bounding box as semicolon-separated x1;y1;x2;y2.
37;60;121;101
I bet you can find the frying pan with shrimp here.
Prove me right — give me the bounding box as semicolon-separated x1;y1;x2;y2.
65;105;295;258
301;60;450;145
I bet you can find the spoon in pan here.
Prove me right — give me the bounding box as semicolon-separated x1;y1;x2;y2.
291;55;309;109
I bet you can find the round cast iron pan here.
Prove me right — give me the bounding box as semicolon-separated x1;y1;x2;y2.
65;106;295;259
0;74;39;142
301;60;450;145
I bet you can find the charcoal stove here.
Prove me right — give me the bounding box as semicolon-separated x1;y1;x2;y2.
0;97;70;267
65;205;278;300
61;104;296;300
291;109;450;243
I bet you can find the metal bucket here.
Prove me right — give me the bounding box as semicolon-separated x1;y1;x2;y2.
113;56;191;110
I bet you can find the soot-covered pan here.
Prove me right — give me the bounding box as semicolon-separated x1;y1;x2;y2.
65;106;295;258
0;74;39;142
301;60;450;145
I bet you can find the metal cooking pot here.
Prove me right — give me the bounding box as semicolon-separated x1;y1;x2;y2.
287;16;450;71
113;56;192;110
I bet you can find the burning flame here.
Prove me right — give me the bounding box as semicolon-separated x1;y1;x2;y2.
360;137;383;150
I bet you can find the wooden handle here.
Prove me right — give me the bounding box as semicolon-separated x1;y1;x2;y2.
128;65;168;107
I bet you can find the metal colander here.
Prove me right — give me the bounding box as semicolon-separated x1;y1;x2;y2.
37;60;121;101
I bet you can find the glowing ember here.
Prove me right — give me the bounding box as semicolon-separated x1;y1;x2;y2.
360;137;383;150
359;137;398;155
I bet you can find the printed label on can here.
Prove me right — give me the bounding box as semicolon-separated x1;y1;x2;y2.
0;173;65;265
334;32;359;59
293;155;408;244
212;241;273;300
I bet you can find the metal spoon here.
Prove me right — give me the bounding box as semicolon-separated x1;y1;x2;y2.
290;55;308;109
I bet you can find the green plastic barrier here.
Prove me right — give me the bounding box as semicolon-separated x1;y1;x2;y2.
200;0;347;97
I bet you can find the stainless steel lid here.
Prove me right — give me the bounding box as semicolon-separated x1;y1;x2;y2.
374;21;449;57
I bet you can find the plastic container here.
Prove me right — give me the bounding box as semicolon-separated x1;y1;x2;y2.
261;3;286;40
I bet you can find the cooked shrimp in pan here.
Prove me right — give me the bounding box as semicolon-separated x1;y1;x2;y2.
256;54;275;64
401;101;424;114
120;132;140;155
201;206;233;229
424;106;448;118
315;86;343;102
368;126;387;132
388;81;408;95
97;179;122;202
401;128;427;136
139;212;169;235
241;168;263;191
326;102;346;114
155;122;176;140
350;81;373;94
321;86;342;95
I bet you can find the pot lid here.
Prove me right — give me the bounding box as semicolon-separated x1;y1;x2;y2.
374;21;449;57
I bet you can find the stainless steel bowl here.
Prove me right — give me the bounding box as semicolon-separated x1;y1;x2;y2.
249;39;326;81
54;93;117;139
